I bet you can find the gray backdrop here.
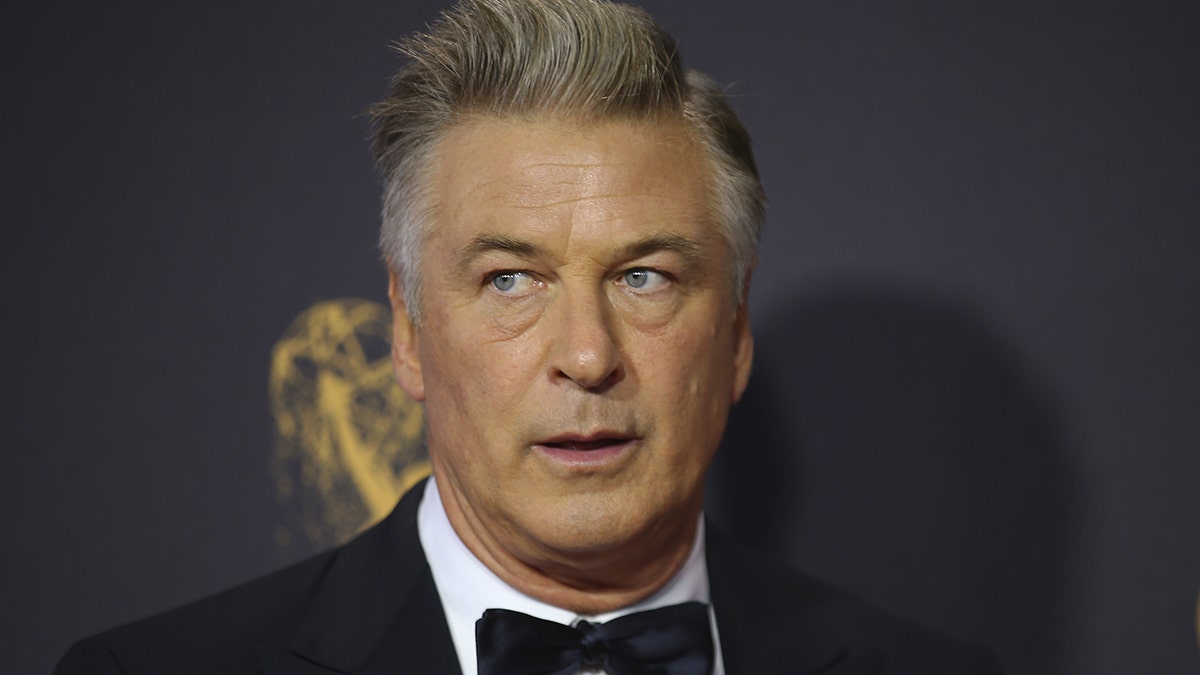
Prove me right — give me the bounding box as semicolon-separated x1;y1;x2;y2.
4;2;1198;674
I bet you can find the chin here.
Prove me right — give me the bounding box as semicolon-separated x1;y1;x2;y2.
524;493;676;556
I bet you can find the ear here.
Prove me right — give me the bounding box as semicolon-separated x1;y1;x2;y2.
388;270;426;402
731;268;755;404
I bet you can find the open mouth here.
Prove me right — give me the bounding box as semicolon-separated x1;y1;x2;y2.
535;433;639;465
540;437;633;452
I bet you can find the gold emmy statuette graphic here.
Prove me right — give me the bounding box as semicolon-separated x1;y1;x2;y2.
270;298;428;549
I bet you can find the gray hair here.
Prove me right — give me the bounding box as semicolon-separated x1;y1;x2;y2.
370;0;765;321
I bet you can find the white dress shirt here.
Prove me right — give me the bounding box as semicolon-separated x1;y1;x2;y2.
417;476;726;675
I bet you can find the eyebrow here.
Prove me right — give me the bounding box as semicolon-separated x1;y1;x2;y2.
456;232;705;272
614;233;703;266
457;235;547;274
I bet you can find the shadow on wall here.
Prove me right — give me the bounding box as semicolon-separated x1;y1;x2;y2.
706;284;1073;675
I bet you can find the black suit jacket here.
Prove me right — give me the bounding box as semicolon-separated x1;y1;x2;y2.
56;481;1001;674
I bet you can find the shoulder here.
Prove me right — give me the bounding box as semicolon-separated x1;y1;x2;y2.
55;550;335;675
706;525;1002;674
55;483;431;675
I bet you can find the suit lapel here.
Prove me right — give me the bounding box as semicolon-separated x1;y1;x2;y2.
259;490;879;674
707;522;876;674
263;480;462;674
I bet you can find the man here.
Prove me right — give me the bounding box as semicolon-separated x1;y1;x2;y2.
57;0;1001;673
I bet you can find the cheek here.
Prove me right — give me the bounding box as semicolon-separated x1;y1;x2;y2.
422;317;535;422
644;323;734;419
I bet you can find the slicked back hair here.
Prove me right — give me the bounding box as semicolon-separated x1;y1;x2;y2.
370;0;765;321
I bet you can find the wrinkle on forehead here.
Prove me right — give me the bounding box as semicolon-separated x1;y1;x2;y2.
503;192;683;212
437;116;696;181
428;117;712;254
504;163;698;225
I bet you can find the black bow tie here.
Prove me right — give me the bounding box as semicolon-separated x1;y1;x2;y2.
475;601;714;675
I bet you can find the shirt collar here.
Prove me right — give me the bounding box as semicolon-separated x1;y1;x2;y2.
417;475;716;675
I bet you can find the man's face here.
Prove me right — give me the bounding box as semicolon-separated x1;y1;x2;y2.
390;117;753;570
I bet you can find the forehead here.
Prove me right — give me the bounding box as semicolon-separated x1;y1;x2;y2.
425;117;716;247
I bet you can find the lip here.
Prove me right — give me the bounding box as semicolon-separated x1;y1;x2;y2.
533;432;640;469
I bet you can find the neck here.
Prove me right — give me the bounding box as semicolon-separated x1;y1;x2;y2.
436;478;702;616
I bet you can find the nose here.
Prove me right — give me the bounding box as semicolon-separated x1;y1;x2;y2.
549;287;623;391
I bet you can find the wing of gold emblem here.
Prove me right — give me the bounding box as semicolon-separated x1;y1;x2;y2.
269;299;429;549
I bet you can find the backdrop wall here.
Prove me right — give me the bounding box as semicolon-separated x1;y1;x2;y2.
4;2;1198;674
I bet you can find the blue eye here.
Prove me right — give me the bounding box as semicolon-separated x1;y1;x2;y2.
492;273;518;292
489;271;536;294
623;268;666;290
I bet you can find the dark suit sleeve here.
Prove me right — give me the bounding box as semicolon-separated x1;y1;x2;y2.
54;637;127;675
